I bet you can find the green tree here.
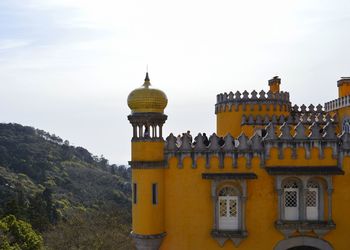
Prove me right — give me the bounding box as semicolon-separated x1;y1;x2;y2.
0;215;43;250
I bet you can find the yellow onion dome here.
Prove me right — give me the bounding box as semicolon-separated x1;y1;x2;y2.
127;73;168;113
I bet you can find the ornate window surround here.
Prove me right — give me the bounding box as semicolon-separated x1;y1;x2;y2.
202;173;257;247
275;175;335;238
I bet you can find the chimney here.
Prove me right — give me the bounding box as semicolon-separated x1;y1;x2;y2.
268;76;281;93
337;77;350;98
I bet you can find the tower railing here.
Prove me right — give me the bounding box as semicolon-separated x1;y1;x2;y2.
324;95;350;112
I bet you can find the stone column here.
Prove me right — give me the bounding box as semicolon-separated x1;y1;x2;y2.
277;189;283;221
327;188;333;223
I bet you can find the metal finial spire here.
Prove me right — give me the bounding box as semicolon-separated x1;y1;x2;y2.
143;72;151;88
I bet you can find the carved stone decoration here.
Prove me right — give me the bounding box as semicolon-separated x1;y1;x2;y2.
267;91;273;99
294;122;307;139
271;115;278;124
250;133;263;151
235;91;241;100
237;133;250;150
340;132;350;150
241;115;247;125
286;116;293;124
131;232;166;250
179;133;193;151
256;115;263;125
248;115;255;124
194;133;206;151
264;123;277;140
264;115;270;124
211;230;247;248
279;115;286;124
300;104;307;113
279;122;292;139
316;104;323;112
242;90;249;100
228;91;234;100
301;114;308;123
208;133;221;151
308;104;315;112
259;90;266;99
309;122;321;139
293;104;299;112
323;122;337;140
165;133;177;151
251;90;258;99
309;114;316;124
222;134;235;151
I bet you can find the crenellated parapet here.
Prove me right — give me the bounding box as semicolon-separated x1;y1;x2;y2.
241;112;337;126
165;122;349;168
215;90;291;113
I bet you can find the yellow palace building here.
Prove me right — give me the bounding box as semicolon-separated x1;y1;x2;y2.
127;73;350;250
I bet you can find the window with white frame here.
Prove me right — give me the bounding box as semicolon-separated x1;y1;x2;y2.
278;177;327;222
218;186;239;230
283;180;300;220
306;181;319;220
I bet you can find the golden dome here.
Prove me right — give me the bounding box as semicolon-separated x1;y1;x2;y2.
127;73;168;113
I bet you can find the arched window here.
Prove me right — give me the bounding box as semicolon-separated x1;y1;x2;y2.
218;186;239;230
306;181;319;220
283;180;300;220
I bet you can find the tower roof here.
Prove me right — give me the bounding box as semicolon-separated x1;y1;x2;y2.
127;72;168;114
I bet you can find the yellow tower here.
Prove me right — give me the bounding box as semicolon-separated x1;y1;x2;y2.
127;73;168;250
325;77;350;133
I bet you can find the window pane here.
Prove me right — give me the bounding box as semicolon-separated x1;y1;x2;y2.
307;190;317;207
219;199;227;216
285;191;297;207
152;183;158;205
229;199;237;217
133;183;137;204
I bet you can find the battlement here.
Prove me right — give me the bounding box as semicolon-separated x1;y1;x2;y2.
215;90;291;113
241;112;336;126
325;95;350;112
165;122;350;168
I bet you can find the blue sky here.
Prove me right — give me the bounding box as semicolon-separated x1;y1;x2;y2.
0;0;349;164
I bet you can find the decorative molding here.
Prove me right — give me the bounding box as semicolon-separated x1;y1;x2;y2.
131;232;166;250
265;166;344;175
131;232;167;239
129;161;166;169
211;230;248;247
275;221;335;238
202;173;257;180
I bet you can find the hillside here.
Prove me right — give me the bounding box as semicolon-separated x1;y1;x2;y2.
0;123;133;249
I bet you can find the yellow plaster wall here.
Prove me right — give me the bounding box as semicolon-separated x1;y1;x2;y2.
132;141;164;161
324;156;350;250
160;157;284;250
216;104;289;137
265;147;337;167
270;84;280;93
338;84;350;97
132;169;165;235
131;140;165;235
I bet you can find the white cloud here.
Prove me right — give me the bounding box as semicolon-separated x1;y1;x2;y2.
0;39;31;50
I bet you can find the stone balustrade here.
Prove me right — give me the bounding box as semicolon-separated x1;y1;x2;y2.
325;96;350;112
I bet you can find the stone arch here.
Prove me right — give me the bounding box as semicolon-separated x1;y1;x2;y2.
274;236;333;250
